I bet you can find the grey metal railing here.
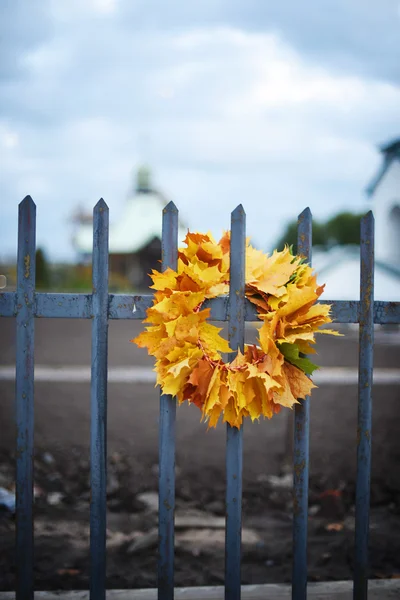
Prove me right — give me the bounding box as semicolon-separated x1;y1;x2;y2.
0;196;398;600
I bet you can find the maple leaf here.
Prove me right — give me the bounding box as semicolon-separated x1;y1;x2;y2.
205;403;224;428
150;268;178;291
278;342;319;375
200;322;232;357
272;373;298;409
222;397;245;428
218;231;231;255
167;357;191;378
203;367;223;415
186;358;216;411
283;362;316;399
176;272;202;292
153;335;181;360
132;325;165;354
248;247;302;297
162;352;198;396
249;375;275;418
152;291;206;319
296;339;317;355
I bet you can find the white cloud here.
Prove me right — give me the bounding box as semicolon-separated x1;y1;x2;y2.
0;125;19;149
90;0;119;14
1;20;399;260
49;0;119;21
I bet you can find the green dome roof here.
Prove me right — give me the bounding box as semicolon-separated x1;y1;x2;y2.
136;165;152;193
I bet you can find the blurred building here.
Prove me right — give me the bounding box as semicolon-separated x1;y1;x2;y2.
313;138;400;301
72;166;187;290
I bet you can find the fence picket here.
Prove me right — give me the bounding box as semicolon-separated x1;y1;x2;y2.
354;212;375;600
1;200;398;598
292;207;312;600
90;199;109;600
15;196;36;600
158;202;179;600
225;205;246;600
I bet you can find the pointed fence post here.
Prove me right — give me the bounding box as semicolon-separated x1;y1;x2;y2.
354;212;374;600
16;196;36;600
225;204;246;600
292;207;312;600
158;201;178;600
90;199;109;600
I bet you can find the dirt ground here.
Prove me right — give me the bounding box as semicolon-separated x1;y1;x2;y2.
1;447;400;591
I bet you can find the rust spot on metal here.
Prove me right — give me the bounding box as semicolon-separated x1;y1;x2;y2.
163;499;171;510
293;494;300;515
294;459;305;478
16;447;25;459
24;254;30;279
365;430;371;441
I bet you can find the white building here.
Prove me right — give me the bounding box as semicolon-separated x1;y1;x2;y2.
73;166;187;290
314;138;400;301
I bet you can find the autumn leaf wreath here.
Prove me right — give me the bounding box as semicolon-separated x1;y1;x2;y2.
132;231;340;429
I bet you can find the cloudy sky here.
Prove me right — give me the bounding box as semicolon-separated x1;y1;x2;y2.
1;0;399;261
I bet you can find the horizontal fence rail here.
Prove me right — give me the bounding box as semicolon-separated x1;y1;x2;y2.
1;292;400;324
0;197;399;600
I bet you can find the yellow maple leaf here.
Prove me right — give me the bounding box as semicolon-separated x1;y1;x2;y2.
203;367;223;415
272;373;298;409
199;322;232;357
150;268;178;291
282;362;316;400
132;325;165;354
162;360;193;396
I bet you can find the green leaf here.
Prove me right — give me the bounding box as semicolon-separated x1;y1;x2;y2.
278;342;319;376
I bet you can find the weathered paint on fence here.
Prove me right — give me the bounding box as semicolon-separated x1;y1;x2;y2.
354;212;375;600
1;197;399;600
158;202;179;600
15;197;36;600
90;200;110;600
292;208;312;600
1;291;400;325
225;205;246;600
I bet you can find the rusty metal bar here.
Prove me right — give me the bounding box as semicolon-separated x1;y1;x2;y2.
292;207;312;600
15;196;36;600
90;199;109;600
2;291;400;325
158;201;179;600
225;205;246;600
354;212;375;600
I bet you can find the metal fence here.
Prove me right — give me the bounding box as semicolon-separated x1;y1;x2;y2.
1;196;400;600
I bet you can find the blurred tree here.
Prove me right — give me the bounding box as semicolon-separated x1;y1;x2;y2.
325;212;363;246
276;220;327;253
276;211;364;254
36;248;51;289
